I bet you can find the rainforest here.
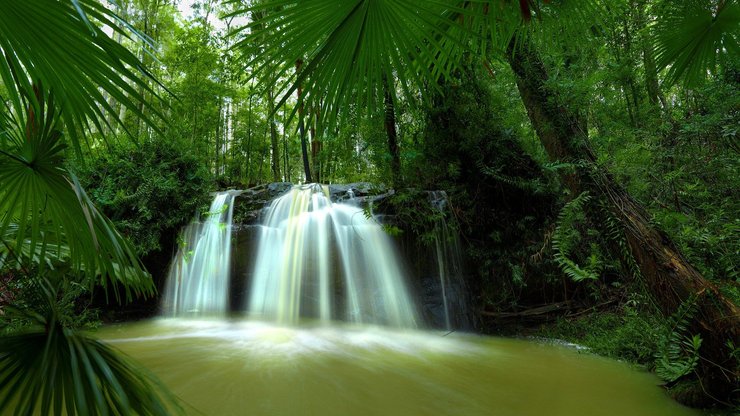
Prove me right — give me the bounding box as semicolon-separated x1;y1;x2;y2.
0;1;738;415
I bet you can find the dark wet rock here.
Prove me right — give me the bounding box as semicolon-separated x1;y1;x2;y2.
329;182;392;203
224;182;474;331
231;182;394;226
230;224;263;310
231;182;293;226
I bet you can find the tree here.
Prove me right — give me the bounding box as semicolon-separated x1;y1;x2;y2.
506;34;738;401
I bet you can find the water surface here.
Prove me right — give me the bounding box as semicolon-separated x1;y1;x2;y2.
97;319;697;416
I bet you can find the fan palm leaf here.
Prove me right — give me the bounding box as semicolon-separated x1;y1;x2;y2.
0;90;153;301
0;282;181;416
0;3;175;414
229;0;616;128
233;0;734;126
229;0;475;128
651;0;739;87
0;0;165;153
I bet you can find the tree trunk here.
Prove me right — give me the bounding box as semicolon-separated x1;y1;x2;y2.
507;37;739;404
283;102;291;183
268;86;281;182
215;96;223;176
382;74;401;187
310;108;322;183
296;60;313;183
245;92;254;185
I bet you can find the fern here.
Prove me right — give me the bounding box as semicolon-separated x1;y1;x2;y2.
476;160;547;194
551;192;601;282
654;298;702;383
603;206;642;280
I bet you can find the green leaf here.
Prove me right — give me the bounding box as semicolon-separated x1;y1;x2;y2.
0;318;181;415
652;0;740;87
0;91;153;301
0;0;166;152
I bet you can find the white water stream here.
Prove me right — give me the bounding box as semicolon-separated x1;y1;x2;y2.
161;191;239;316
247;184;418;327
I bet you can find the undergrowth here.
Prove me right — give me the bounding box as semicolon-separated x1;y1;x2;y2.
534;298;664;368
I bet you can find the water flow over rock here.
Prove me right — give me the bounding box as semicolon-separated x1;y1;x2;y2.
428;191;466;330
161;191;239;316
247;184;418;328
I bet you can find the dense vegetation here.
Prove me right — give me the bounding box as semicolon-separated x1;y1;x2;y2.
0;0;737;414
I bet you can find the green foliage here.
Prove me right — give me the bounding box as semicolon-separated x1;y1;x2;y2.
538;296;705;386
552;192;602;282
416;63;563;309
477;159;551;195
232;0;464;128
651;0;740;87
76;138;213;257
382;189;447;244
0;91;153;302
1;274;99;335
536;300;666;366
0;280;181;416
654;298;702;383
596;74;739;286
0;4;185;414
0;0;164;153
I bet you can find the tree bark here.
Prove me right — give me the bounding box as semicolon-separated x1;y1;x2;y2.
282;102;291;183
268;86;281;181
382;74;402;187
296;60;313;183
310;107;322;183
507;37;739;404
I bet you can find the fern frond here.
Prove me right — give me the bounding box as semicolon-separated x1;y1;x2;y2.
551;192;601;282
654;297;702;383
476;159;547;194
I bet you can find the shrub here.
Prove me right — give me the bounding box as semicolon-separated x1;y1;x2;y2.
75;138;213;258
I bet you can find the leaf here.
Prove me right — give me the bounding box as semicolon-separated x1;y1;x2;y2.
0;321;181;415
229;0;474;129
0;90;153;302
651;0;740;87
228;0;611;131
0;0;166;152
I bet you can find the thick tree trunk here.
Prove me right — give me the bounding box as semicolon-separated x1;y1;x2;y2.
507;38;739;404
382;74;401;187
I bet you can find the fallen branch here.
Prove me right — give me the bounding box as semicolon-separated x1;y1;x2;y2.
480;301;573;318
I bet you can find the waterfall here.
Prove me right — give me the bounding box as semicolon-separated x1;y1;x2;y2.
247;184;418;328
161;191;239;316
429;191;466;330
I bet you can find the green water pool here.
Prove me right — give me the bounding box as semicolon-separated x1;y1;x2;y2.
95;319;698;416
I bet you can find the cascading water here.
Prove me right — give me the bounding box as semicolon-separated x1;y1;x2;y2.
247;184;418;328
428;191;465;330
161;190;239;316
117;185;695;416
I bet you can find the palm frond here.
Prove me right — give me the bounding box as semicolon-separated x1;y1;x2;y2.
652;0;740;86
229;0;470;129
0;284;181;416
0;0;165;152
0;91;153;301
229;0;614;129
